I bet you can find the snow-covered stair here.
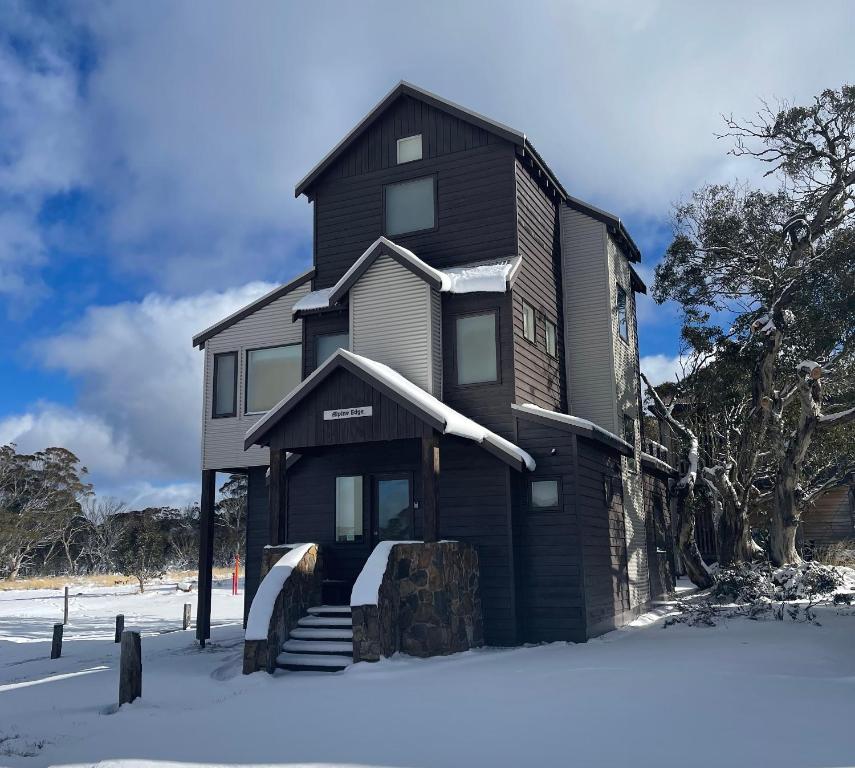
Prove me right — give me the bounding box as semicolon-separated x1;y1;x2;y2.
276;605;353;672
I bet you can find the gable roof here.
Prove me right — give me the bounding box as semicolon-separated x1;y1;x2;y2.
245;349;535;472
192;268;314;349
294;81;568;200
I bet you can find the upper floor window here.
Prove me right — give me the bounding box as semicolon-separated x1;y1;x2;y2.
212;351;237;418
522;301;536;343
530;479;559;509
385;176;435;236
545;318;557;358
455;311;498;385
246;344;301;414
616;285;629;342
396;134;423;164
316;332;349;368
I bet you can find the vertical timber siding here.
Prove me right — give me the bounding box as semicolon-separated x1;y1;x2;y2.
513;159;564;411
244;466;268;624
350;254;438;394
302;310;349;377
202;283;309;471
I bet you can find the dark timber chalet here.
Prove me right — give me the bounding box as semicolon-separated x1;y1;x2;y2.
192;82;676;671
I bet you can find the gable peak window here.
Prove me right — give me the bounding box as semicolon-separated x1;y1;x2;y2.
455;311;498;385
385;176;436;236
396;134;423;164
616;284;629;342
212;351;237;418
522;301;536;343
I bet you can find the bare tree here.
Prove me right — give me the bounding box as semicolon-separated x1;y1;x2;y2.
82;496;127;573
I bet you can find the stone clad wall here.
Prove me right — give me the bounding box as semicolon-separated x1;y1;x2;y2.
242;544;324;674
352;541;483;662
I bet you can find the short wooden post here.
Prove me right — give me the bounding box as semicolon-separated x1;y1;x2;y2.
114;614;124;643
63;586;69;625
51;623;63;659
119;631;142;706
183;603;192;630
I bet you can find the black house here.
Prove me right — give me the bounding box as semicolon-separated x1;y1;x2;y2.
191;82;675;673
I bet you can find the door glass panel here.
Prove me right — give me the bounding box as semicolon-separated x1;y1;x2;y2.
376;478;412;541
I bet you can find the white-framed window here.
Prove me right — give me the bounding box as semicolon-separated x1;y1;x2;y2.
455;311;498;385
396;134;423;164
522;301;536;343
530;479;559;509
385;176;435;236
316;332;349;367
245;344;301;414
545;318;557;358
616;285;629;342
336;475;364;543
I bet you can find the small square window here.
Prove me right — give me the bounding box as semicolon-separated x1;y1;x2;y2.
545;319;557;358
616;285;629;342
531;479;559;509
397;134;423;164
522;302;536;343
385;176;435;236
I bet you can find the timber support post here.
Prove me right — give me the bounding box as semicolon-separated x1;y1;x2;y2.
268;450;286;546
63;586;69;624
183;603;192;631
119;631;142;706
50;623;63;659
196;469;216;647
421;432;440;543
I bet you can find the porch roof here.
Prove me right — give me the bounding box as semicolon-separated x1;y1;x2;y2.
512;403;633;456
245;349;536;472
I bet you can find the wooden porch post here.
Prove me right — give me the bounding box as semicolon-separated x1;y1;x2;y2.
196;469;216;646
268;449;286;546
421;433;440;542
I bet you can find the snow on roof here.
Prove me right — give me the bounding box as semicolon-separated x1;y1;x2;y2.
514;403;633;453
245;349;535;471
641;451;675;475
442;256;521;294
292;287;335;314
245;543;314;641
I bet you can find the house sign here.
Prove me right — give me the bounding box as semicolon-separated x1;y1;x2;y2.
323;406;373;421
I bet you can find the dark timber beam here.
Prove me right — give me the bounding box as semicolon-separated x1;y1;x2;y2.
421;433;440;542
269;449;286;546
196;469;216;647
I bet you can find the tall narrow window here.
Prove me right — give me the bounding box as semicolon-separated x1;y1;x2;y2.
616;285;629;341
522;301;536;343
455;312;498;385
336;476;363;542
623;414;635;447
246;344;301;413
545;319;557;358
396;134;422;164
316;332;349;368
385;176;435;236
212;352;237;418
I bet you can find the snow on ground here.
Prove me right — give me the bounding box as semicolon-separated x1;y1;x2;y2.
1;583;854;768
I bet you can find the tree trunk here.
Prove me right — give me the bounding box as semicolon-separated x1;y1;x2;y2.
717;498;756;566
138;576;145;594
675;487;713;589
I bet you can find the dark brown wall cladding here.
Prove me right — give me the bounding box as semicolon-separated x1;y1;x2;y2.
301;309;350;378
642;468;676;601
312;96;518;287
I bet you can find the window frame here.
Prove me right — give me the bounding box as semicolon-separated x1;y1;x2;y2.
315;331;350;370
522;301;536;344
335;475;365;544
529;477;561;510
616;284;629;343
211;351;238;419
453;309;501;388
396;134;423;164
382;174;438;238
545;317;558;358
244;342;302;415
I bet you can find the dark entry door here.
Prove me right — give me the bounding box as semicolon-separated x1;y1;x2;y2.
372;474;414;545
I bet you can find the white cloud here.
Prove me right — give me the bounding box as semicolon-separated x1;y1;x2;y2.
640;354;686;386
1;282;274;505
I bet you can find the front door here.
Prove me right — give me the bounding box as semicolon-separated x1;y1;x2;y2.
372;474;414;545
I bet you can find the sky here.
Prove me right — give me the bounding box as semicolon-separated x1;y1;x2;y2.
1;0;853;507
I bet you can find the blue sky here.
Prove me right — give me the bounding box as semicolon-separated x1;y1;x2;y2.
1;0;852;506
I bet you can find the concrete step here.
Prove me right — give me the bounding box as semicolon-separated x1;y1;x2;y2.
307;605;352;615
297;615;352;628
282;639;353;655
275;652;351;672
289;627;353;641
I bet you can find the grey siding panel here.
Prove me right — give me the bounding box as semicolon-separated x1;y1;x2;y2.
244;466;268;624
350;254;436;394
430;288;443;398
202;283;309;471
559;208;615;431
513;159;564;411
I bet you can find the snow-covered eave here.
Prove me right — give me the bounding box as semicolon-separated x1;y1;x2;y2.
512;403;633;456
245;349;535;472
641;451;677;476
